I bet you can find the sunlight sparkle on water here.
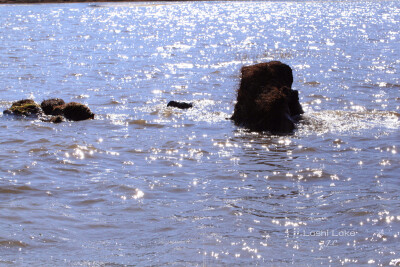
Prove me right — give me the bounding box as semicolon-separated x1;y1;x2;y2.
1;1;399;266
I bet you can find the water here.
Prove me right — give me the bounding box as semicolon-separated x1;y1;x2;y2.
0;1;399;266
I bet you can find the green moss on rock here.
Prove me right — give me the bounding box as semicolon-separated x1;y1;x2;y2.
6;99;42;116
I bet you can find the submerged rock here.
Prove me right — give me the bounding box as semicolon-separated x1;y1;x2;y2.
3;99;42;117
231;61;304;133
41;98;65;115
49;115;64;123
40;115;64;123
63;102;95;121
167;101;193;109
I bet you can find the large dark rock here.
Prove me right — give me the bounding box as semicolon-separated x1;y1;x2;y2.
63;102;95;121
3;99;42;117
231;61;304;133
167;101;193;109
41;98;65;115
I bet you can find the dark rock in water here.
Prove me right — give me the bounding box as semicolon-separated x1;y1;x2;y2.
3;99;94;123
41;98;65;115
49;115;63;123
3;99;42;117
63;102;95;121
52;105;66;116
40;115;64;123
231;61;304;133
167;101;193;109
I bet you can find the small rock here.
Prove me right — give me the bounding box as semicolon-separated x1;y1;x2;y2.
167;101;193;109
50;116;63;123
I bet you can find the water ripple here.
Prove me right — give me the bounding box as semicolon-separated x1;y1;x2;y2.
0;1;399;266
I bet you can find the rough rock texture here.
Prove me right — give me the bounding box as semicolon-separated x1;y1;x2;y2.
3;99;42;117
167;101;193;109
41;98;65;115
231;61;304;133
63;102;95;121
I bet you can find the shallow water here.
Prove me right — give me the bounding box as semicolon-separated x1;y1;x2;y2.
0;1;399;266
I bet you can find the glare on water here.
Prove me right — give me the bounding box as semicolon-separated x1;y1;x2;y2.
0;1;399;266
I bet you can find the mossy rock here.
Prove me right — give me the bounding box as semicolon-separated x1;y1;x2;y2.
4;99;42;117
63;102;94;121
4;99;94;123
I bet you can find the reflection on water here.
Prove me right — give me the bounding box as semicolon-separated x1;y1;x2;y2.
0;1;400;266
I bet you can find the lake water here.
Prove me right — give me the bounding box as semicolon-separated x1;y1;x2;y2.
0;1;399;266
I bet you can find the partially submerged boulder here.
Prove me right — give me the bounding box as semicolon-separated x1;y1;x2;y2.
41;98;65;115
3;99;42;117
167;101;193;109
63;102;95;121
231;61;304;133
